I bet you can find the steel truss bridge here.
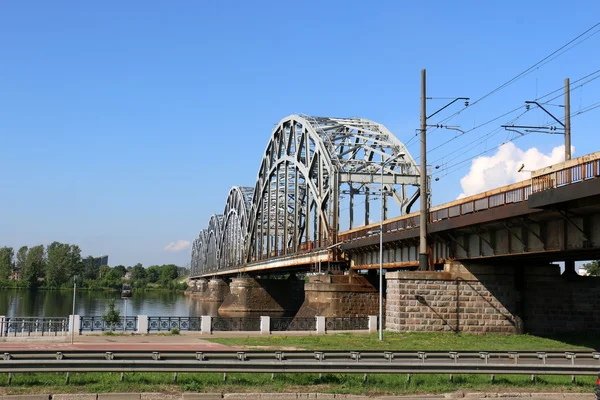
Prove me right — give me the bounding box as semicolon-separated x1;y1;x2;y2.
191;115;600;278
191;115;422;277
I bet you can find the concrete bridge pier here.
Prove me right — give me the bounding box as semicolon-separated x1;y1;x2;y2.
199;278;229;303
296;274;380;318
186;278;208;295
218;276;304;316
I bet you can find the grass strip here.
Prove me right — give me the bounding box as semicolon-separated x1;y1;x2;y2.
0;371;596;396
207;331;600;351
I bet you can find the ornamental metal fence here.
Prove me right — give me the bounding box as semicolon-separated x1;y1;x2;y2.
211;317;261;331
1;317;69;337
79;316;138;332
270;317;316;331
325;317;369;331
148;316;201;331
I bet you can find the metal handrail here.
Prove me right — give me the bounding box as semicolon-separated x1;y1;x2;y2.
340;151;600;243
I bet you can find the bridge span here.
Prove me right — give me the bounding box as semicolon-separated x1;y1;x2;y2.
188;114;600;336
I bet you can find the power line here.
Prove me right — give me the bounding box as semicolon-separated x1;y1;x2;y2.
412;69;600;162
431;22;600;126
433;97;600;178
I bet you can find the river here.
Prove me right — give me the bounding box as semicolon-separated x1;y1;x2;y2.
0;289;220;318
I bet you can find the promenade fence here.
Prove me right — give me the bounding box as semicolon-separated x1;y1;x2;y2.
0;317;69;337
0;315;377;336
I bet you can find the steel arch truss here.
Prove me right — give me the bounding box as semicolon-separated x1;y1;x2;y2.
220;186;254;269
191;114;421;276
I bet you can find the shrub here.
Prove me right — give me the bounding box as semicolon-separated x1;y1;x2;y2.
102;299;121;329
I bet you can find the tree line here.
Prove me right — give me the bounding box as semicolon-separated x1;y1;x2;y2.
0;243;188;290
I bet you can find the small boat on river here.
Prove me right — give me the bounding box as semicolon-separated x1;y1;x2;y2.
121;283;132;298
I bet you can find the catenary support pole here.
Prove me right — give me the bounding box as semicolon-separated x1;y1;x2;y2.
379;161;384;341
564;78;571;161
419;69;428;271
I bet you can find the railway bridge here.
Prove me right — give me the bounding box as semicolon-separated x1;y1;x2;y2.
189;114;600;335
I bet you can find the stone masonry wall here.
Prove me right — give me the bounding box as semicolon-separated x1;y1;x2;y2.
524;268;600;334
296;274;379;318
387;262;600;334
386;265;522;334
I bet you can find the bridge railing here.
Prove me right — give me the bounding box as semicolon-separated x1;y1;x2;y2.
532;151;600;193
339;181;532;243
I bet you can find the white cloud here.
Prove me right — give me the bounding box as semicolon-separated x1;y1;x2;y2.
164;240;191;253
457;143;572;199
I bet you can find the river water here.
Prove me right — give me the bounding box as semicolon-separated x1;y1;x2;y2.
0;289;220;318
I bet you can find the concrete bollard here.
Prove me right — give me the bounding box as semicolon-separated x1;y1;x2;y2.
260;316;270;335
201;315;211;334
68;315;81;334
316;316;326;334
368;315;377;333
137;315;148;333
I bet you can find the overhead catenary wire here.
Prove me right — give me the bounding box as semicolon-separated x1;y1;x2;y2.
433;98;600;178
413;69;600;163
430;22;600;127
403;24;600;151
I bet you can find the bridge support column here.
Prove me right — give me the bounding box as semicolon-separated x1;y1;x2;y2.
296;274;379;318
201;278;229;303
186;278;209;295
218;276;304;316
563;260;577;276
386;262;525;334
387;261;600;334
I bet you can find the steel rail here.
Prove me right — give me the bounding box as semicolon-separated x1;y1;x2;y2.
1;359;599;376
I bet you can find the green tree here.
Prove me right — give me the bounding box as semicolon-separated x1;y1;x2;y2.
68;245;83;278
113;265;127;278
22;245;45;289
160;264;179;281
15;246;28;280
103;268;123;288
102;299;121;329
0;247;14;280
131;264;147;281
83;256;99;280
45;242;69;288
45;242;83;288
146;265;160;283
583;260;600;276
98;264;110;279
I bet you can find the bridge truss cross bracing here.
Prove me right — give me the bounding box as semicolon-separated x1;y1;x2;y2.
191;114;421;277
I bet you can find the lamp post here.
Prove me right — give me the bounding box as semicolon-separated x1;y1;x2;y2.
377;153;404;341
71;275;77;344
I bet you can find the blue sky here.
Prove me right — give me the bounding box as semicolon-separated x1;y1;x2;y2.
1;1;599;267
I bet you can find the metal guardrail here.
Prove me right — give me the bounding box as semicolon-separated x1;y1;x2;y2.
80;316;137;332
1;317;68;337
2;349;599;362
0;350;599;376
